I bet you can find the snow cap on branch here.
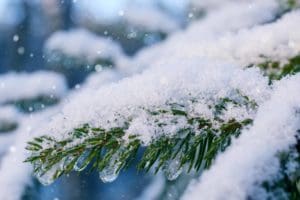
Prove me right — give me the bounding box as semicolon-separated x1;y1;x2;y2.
0;71;67;104
182;74;300;200
40;59;270;145
119;0;283;73
45;29;124;65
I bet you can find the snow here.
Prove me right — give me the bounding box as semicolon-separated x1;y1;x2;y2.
0;107;61;200
0;67;125;199
0;71;67;104
0;133;17;158
119;0;282;74
0;71;67;198
0;68;121;200
40;59;270;145
72;0;128;24
72;0;184;31
45;29;124;65
134;174;165;200
182;74;300;200
83;70;122;90
122;5;179;33
179;10;300;67
1;0;299;198
0;106;21;123
0;106;20;156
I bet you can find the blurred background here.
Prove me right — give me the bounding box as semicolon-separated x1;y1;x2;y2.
0;0;202;199
0;0;199;77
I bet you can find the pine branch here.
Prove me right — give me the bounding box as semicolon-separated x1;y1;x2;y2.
46;49;115;70
0;120;18;133
257;55;300;81
24;93;255;185
5;95;60;113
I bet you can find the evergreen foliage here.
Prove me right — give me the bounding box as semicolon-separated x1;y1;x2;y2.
25;91;256;182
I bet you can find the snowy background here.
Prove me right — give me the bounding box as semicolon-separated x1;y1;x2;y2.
0;0;299;200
